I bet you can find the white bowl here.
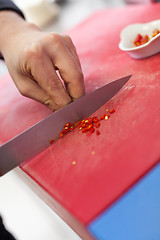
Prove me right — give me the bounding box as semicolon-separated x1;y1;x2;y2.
119;20;160;59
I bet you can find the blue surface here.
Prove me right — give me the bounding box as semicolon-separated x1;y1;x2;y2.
88;163;160;240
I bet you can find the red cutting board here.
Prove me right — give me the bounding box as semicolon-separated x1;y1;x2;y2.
1;3;160;238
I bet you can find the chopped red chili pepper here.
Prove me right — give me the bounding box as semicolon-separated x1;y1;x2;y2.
90;127;95;133
82;128;88;133
100;115;105;120
134;33;142;46
59;133;63;138
74;121;81;127
50;107;115;141
140;35;149;45
50;138;54;144
134;33;149;46
95;122;100;128
61;129;68;135
109;109;115;114
87;118;93;124
92;117;98;123
69;127;74;131
134;28;160;47
152;29;159;38
64;122;70;128
87;124;93;130
96;130;100;135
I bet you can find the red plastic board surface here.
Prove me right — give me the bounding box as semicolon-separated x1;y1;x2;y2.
1;3;160;235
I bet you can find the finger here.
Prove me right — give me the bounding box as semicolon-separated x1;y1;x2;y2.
62;34;82;69
13;74;59;111
46;34;85;100
24;53;72;110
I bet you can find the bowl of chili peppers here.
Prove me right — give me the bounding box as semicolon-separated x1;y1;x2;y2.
119;20;160;59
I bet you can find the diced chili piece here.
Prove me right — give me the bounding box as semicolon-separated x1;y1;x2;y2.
96;130;100;135
61;129;68;134
69;127;74;131
87;124;93;130
64;122;70;128
74;121;81;127
105;114;110;120
90;127;95;133
140;35;149;45
82;128;88;133
100;115;105;120
109;109;115;114
50;139;54;144
134;33;142;46
92;117;98;123
95;122;100;128
59;133;63;138
152;29;159;37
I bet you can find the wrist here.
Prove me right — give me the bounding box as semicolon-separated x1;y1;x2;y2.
0;11;40;57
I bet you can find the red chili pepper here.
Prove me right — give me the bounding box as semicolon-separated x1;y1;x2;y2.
96;130;100;135
92;117;98;123
64;122;70;128
81;123;87;128
134;33;142;46
87;118;93;124
100;115;105;120
109;109;115;114
134;33;150;47
82;128;88;133
95;122;100;128
69;127;74;131
90;127;95;133
61;129;68;135
74;121;81;127
50;139;54;144
59;133;63;138
152;29;159;38
55;107;116;141
140;35;149;45
87;124;93;130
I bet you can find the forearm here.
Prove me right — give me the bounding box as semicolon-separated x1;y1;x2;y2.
0;0;25;59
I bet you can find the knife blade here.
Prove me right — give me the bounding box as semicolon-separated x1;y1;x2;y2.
0;75;131;176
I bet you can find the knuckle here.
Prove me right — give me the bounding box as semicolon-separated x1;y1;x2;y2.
42;98;55;112
43;98;52;107
19;86;30;97
62;34;72;42
62;34;76;49
42;97;71;112
23;42;43;61
48;33;63;48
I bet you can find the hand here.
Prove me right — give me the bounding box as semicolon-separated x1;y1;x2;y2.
0;11;85;111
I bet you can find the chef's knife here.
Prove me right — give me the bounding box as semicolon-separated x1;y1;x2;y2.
0;75;131;176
